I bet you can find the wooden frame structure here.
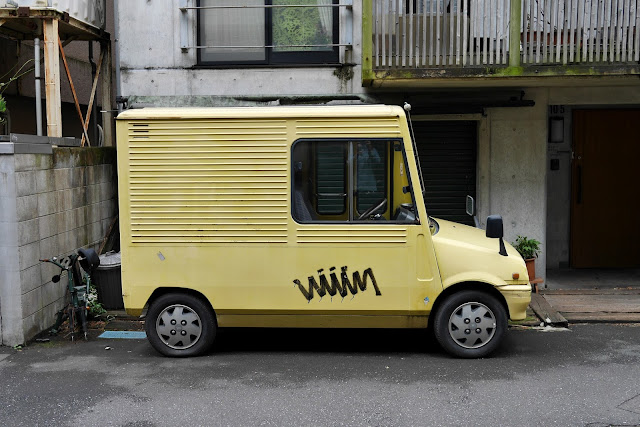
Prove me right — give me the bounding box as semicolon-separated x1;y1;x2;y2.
0;7;113;146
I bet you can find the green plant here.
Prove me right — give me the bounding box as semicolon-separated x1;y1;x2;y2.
512;235;541;260
0;59;34;123
87;283;107;317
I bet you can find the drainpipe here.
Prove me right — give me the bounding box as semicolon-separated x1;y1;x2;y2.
34;37;43;136
113;0;123;112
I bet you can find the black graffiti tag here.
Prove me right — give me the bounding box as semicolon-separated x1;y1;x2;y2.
293;266;382;302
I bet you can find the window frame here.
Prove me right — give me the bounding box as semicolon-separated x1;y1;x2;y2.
196;0;340;66
291;138;420;225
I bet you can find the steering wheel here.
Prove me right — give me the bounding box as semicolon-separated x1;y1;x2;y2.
357;198;388;220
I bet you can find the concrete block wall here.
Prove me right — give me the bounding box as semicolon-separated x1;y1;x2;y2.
0;147;117;347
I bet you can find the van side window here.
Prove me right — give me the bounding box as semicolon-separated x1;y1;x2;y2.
292;139;418;224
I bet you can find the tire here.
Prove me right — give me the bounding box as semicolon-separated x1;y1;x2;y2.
145;293;216;357
433;290;507;358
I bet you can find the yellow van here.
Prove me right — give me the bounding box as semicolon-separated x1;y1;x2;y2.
115;105;531;358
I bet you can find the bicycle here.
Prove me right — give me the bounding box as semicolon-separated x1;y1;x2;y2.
39;248;100;341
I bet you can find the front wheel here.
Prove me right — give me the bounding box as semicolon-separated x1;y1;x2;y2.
433;290;507;358
145;293;216;357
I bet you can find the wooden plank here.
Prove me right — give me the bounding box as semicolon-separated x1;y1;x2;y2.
522;0;528;63
455;0;461;64
429;0;434;65
550;0;556;62
563;0;570;63
577;0;585;62
535;0;541;63
414;0;420;66
633;2;640;61
529;293;569;327
100;41;114;147
542;0;549;62
80;49;103;147
58;36;91;146
622;0;630;61
43;19;62;138
449;0;454;64
462;0;468;65
436;0;441;65
587;0;596;62
393;0;402;67
421;0;427;65
488;0;494;64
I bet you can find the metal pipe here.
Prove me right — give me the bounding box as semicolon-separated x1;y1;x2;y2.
114;0;123;112
88;41;98;144
34;37;43;136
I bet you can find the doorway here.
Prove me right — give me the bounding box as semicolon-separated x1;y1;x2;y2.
571;109;640;268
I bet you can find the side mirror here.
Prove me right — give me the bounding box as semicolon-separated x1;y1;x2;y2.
466;195;475;217
486;215;507;256
466;195;480;228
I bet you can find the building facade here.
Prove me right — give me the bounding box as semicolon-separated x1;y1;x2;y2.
117;0;640;281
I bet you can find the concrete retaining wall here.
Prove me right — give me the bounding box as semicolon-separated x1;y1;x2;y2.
0;146;117;346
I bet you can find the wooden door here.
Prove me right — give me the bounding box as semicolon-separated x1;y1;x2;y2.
571;109;640;268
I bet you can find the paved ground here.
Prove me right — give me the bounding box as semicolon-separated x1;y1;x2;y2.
534;269;640;324
1;324;640;426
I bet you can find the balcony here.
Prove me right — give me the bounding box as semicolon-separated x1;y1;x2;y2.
362;0;640;85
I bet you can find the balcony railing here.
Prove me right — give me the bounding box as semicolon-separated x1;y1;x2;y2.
368;0;640;70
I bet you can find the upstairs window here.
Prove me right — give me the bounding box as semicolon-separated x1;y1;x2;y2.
197;0;339;65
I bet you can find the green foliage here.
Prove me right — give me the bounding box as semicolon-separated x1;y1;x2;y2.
272;0;332;52
512;235;541;260
1;59;35;123
87;283;107;317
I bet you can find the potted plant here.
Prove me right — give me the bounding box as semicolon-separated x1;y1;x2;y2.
512;235;541;281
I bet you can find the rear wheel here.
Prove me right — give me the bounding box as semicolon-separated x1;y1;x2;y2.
146;293;216;357
433;290;507;358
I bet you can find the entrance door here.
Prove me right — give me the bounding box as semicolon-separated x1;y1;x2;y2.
571;109;640;268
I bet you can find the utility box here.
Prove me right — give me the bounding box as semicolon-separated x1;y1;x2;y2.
95;251;123;310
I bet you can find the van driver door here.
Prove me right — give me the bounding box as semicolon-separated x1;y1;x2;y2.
288;138;439;326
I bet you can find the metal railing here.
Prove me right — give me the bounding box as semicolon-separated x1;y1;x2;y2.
179;0;353;51
371;0;640;68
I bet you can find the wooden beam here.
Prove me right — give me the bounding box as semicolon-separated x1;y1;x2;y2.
100;40;114;147
58;35;91;146
80;48;103;146
43;19;61;137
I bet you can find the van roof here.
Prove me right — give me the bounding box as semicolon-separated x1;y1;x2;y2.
116;104;405;120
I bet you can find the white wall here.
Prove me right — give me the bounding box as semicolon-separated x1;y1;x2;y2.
118;0;363;100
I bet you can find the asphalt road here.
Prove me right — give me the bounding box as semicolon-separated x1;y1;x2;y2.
1;324;640;427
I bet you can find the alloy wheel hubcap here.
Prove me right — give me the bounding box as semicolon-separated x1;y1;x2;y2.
156;304;202;350
448;302;496;349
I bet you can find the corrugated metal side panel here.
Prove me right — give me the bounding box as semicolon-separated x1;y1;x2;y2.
295;117;402;138
414;121;477;225
127;119;289;244
297;226;408;244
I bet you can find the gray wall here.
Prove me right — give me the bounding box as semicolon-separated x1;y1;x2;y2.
118;0;361;101
0;146;117;347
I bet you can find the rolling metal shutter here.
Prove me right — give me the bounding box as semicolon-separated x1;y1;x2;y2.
413;121;477;226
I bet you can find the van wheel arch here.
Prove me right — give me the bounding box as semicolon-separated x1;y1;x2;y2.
430;281;509;324
145;287;216;319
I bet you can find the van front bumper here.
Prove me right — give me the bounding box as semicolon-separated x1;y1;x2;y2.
497;284;532;321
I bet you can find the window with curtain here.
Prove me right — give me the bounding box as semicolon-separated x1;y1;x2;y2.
198;0;339;65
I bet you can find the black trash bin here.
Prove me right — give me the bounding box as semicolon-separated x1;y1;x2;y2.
94;251;123;310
